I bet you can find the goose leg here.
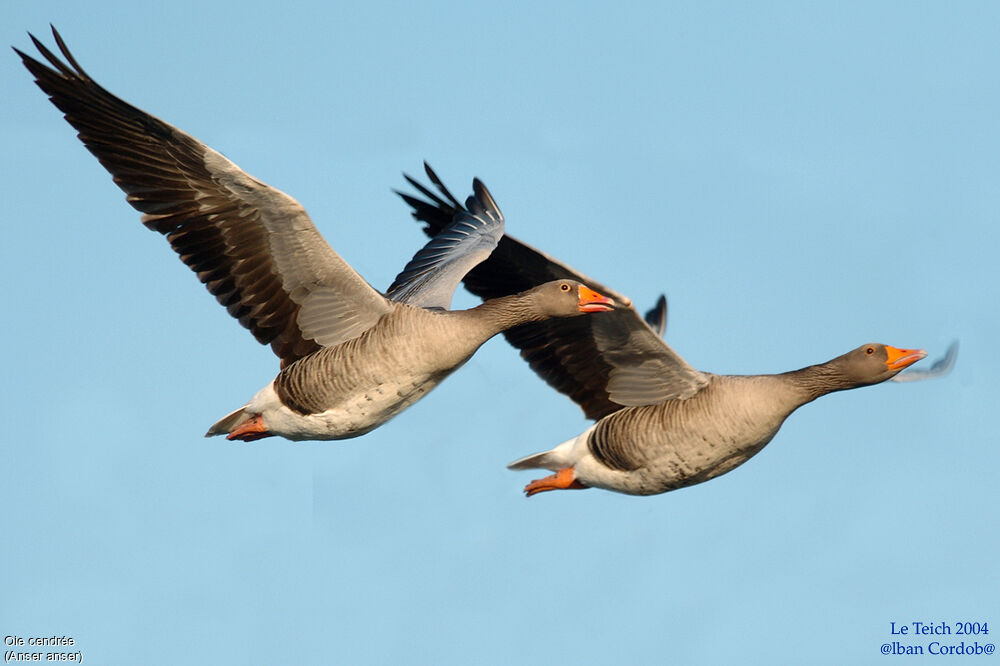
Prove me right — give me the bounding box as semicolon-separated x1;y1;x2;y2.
226;414;273;442
524;467;588;497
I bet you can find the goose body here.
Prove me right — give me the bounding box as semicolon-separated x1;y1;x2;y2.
18;30;614;443
510;349;923;495
550;376;800;495
211;287;611;441
400;166;947;496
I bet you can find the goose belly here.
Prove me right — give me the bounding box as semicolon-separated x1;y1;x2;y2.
628;426;780;495
579;390;792;496
250;314;483;441
252;366;455;441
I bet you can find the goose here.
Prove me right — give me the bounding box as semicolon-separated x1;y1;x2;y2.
398;165;952;496
16;29;615;443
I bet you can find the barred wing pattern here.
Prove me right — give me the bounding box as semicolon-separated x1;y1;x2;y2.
398;164;706;420
18;28;392;366
387;179;504;309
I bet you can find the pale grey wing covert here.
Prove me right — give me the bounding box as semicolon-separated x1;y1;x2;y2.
589;309;707;407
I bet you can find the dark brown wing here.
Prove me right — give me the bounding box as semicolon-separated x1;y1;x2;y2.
397;164;629;302
17;28;391;367
398;164;706;420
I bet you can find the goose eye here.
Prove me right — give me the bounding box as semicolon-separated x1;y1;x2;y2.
866;347;875;355
560;283;571;292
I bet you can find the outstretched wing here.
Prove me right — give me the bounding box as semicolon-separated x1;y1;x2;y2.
398;164;706;419
17;27;392;366
387;179;503;309
397;164;629;303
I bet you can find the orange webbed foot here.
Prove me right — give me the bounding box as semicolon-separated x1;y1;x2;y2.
524;467;588;497
226;414;273;442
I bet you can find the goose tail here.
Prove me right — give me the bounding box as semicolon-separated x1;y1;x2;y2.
507;428;590;471
205;407;250;438
507;450;560;471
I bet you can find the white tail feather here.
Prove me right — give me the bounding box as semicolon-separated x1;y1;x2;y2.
205;407;249;437
507;450;558;470
507;427;593;471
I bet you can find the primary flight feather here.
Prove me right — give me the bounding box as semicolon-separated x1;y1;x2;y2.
16;29;615;442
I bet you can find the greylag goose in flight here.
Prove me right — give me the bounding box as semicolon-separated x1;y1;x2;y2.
15;29;615;442
399;165;952;496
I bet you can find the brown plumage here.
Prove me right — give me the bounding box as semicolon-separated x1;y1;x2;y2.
17;29;323;365
399;168;943;496
17;29;616;443
398;164;673;420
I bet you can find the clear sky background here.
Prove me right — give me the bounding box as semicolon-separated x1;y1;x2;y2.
2;1;996;664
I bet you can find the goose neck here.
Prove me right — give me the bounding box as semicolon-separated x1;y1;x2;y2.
470;291;548;331
780;362;862;404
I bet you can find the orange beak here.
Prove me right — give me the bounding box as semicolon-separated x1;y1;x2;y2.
577;285;615;312
885;345;927;371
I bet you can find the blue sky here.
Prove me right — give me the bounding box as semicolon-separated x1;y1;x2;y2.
2;1;996;664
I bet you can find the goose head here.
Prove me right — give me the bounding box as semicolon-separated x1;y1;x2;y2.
530;280;615;317
835;343;928;386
